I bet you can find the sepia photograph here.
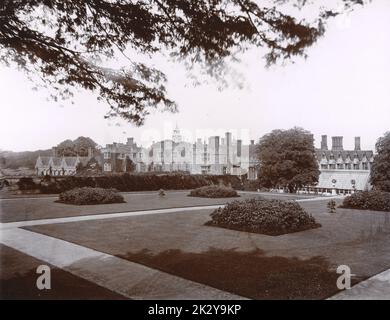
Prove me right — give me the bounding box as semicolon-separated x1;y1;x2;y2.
1;0;390;308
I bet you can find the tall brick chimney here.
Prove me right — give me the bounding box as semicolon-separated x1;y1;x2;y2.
321;135;328;150
331;136;344;151
225;132;232;170
52;147;57;157
127;137;134;145
354;137;361;151
237;139;242;157
208;136;220;165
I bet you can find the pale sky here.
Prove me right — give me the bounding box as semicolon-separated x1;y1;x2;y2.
1;0;389;152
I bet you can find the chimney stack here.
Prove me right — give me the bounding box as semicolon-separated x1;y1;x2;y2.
225;132;232;169
237;139;242;157
52;147;57;157
331;136;344;151
321;135;328;150
354;137;361;151
127;137;134;145
250;140;254;145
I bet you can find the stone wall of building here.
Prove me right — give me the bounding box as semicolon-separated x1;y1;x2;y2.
314;135;374;192
101;128;257;178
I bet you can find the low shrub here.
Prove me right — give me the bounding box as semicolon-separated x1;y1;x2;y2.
327;200;336;213
188;185;239;198
340;190;390;212
58;187;125;205
206;198;320;235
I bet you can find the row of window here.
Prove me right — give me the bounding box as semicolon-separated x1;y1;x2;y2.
104;152;143;159
104;150;240;160
321;163;369;170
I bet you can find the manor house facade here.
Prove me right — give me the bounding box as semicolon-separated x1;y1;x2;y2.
313;135;374;193
101;126;258;179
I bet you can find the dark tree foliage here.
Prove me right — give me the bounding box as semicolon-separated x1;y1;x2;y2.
56;136;97;156
256;127;320;192
0;0;366;124
370;132;390;192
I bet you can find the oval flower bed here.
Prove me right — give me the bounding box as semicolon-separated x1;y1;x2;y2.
205;198;320;235
188;185;239;198
58;187;125;205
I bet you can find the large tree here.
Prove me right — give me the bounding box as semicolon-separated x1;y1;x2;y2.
370;132;390;192
256;127;319;192
56;136;97;156
0;0;365;124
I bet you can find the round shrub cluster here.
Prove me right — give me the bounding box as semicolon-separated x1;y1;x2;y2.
341;190;390;212
58;187;125;205
188;185;239;198
206;198;320;235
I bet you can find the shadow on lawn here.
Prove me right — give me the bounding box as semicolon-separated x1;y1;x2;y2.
118;247;345;300
1;268;125;300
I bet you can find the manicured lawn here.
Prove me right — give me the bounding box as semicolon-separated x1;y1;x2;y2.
0;244;126;300
0;190;315;222
25;198;390;299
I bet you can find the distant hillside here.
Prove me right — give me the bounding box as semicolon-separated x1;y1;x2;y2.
0;137;99;170
0;149;52;169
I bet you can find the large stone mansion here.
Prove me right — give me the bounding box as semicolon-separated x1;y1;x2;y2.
35;128;374;192
100;130;374;192
101;126;258;180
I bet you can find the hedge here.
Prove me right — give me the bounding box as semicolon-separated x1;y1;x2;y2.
23;173;245;194
17;177;39;190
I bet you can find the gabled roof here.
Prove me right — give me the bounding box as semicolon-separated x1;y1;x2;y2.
51;157;63;166
316;149;374;162
36;156;92;169
320;158;328;165
36;156;51;167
